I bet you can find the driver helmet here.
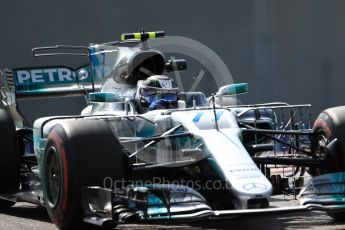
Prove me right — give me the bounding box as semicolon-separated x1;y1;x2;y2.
135;75;179;113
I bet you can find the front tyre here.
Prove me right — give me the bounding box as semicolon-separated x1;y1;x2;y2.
311;106;345;220
0;200;16;209
311;106;345;175
43;119;130;229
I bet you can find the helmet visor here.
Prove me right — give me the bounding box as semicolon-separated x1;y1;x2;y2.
147;94;178;104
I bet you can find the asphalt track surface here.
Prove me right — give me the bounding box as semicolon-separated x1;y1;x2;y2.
1;202;345;230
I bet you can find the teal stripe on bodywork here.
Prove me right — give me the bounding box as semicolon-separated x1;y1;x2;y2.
147;206;168;215
216;111;224;121
193;112;204;123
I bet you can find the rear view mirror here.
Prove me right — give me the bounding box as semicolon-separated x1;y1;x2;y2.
89;92;122;103
166;59;187;72
216;83;248;107
217;83;248;96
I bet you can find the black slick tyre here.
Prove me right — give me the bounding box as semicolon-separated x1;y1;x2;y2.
312;106;345;174
312;106;345;220
0;109;19;208
43;119;130;229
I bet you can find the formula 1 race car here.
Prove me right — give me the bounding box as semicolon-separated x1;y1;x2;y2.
1;31;345;230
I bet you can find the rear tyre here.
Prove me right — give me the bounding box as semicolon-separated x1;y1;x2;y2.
0;109;19;208
311;106;345;220
42;119;130;229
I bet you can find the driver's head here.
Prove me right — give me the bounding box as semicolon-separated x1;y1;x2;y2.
135;75;179;113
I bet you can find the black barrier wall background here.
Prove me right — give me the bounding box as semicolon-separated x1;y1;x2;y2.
0;0;344;125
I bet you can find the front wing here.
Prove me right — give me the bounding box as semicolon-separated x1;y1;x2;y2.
81;172;345;228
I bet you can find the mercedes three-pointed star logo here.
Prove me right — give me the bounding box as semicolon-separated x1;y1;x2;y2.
243;183;267;191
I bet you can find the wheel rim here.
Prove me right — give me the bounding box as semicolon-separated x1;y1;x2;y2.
45;146;62;208
312;132;328;159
